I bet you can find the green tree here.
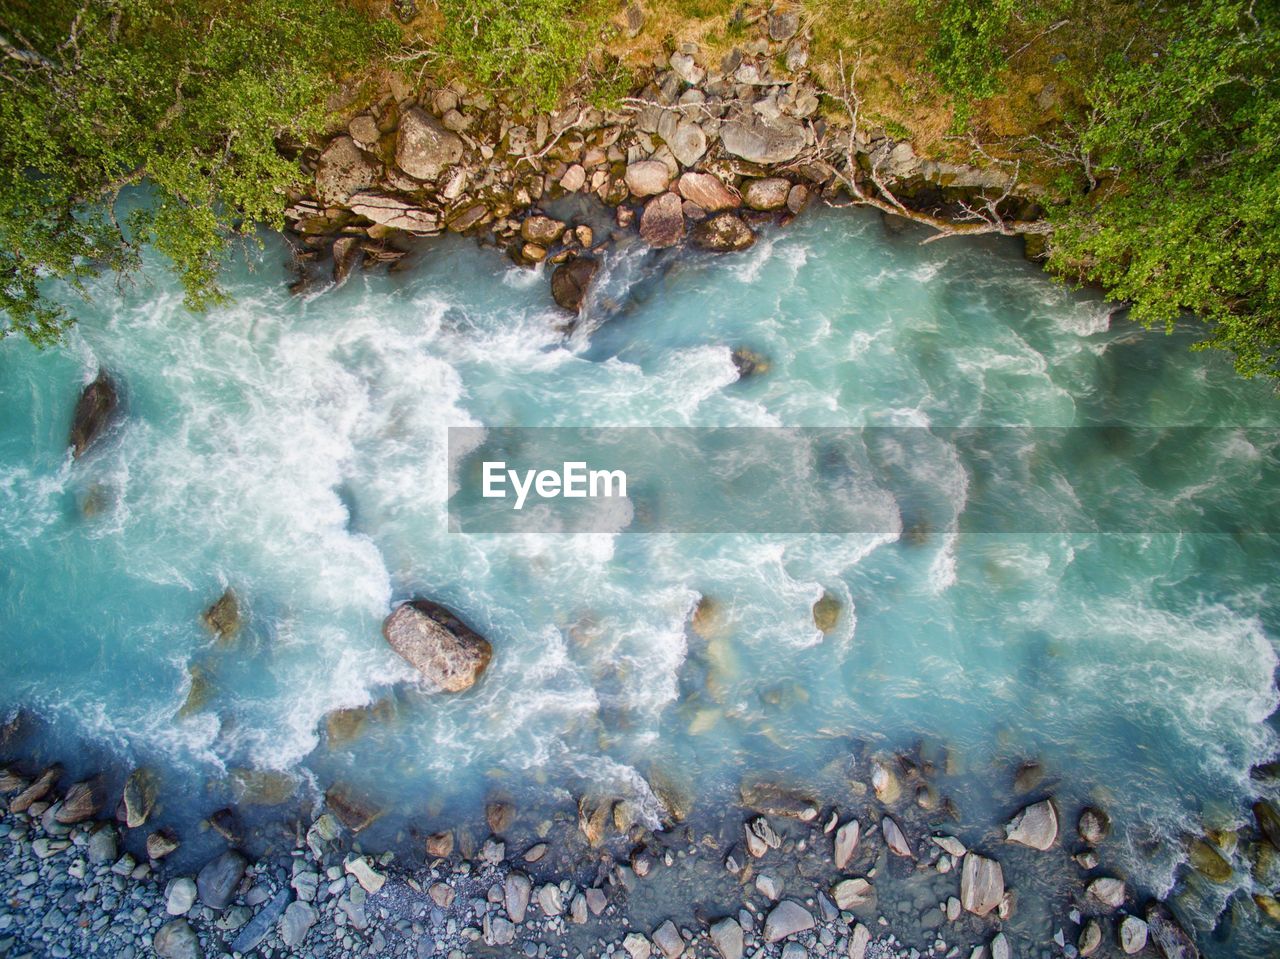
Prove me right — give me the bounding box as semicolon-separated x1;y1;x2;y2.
1049;0;1280;377
0;0;392;345
914;0;1017;129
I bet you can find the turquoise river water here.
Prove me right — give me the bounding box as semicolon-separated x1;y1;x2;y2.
1;202;1278;954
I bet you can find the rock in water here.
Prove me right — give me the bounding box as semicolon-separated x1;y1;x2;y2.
551;257;599;313
69;371;118;459
743;178;792;211
1253;800;1280;850
990;932;1011;959
55;781;99;823
813;592;841;633
396;107;464;181
764;900;815;942
740;781;818;821
652;919;684;959
1086;876;1126;909
881;816;914;858
709;918;743;959
677;173;740;212
1144;903;1200;959
1005;799;1058;850
640;192;685;248
382;599;492;693
153;918;203;959
1078;919;1103;957
1188;837;1233;882
691;213;755;252
331;236;362;287
1119;915;1148;954
834;819;860;869
1078;807;1110;844
202;589;240;644
196;850;247;909
960;853;1004;916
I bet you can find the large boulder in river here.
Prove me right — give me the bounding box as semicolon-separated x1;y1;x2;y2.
640;192;685;249
396;107;464;181
1145;903;1200;959
551;257;599;313
1005;799;1058;850
677;172;740;212
69;371;118;458
742;177;792;211
382;600;492;692
719;114;807;165
959;853;1004;916
692;214;755;252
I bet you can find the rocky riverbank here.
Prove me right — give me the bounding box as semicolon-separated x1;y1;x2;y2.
282;13;1042;310
4;742;1261;959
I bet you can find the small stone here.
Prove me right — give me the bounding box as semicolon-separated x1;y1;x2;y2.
196;850;246;910
1119;916;1148;954
960;853;1004;916
586;887;607;915
755;874;783;900
763;900;814;942
652;918;684;958
429;882;455;907
849;922;871;959
537;883;563;916
291;871;319;902
560;164;587;192
624;932;653;959
280;901;317;948
1086;877;1126;910
153;918;203;959
87;825;118;864
426;831;454;858
345;856;386;894
881;816;914;858
834;820;861;869
743;177;792;211
990;932;1011;959
1078;808;1110;844
166;878;198;916
523;842;547;863
1078;920;1102;957
709;917;743;959
832;877;873;910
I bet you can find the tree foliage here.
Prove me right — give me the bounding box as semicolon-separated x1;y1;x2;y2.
1049;0;1280;377
0;0;392;345
913;0;1017;128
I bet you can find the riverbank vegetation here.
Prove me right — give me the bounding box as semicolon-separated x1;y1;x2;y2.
1;0;1277;377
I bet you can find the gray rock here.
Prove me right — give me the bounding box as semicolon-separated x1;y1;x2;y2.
347;192;439;234
484;914;516;946
991;932;1011;959
709;917;743;959
585;887;607;916
668;121;708;167
781;944;807;959
291;870;319;902
536;883;563;916
280;901;317;948
316;136;379;205
1078;919;1102;957
1145;904;1199;959
55;781;99;823
743;177;792;211
229;888;289;955
669;53;705;86
763;900;814;942
653;918;684;958
196;850;247;910
849;922;871;959
881;816;914;858
382;600;492;693
87;825;118;864
767;10;800;41
755;873;782;900
745;817;781;857
570;892;588;924
640;192;685;248
960;853;1004;916
348;114;380;146
153;919;202;959
720;115;807;164
1086;877;1126;910
1078;807;1110;845
69;372;117;459
625;159;672;197
504;872;532;923
165;878;197;916
832;877;873;910
1119;916;1148;954
623;932;653;959
1005;799;1058;850
396;107;464;181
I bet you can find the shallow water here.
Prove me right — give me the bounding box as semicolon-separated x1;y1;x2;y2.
1;201;1278;953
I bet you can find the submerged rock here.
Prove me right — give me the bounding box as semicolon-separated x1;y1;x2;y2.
1145;903;1200;959
153;917;203;959
11;765;60;813
69;371;118;459
960;853;1004;916
196;850;247;909
1254;799;1280;850
55;780;99;823
1078;806;1110;844
740;780;817;821
202;588;240;644
869;759;901;804
1119;915;1148;954
1086;876;1126;909
1005;799;1058;850
882;816;914;858
1078;919;1103;957
382;599;492;693
325;783;382;833
1188;837;1233;882
763;900;815;942
551;256;599;313
834;819;860;869
812;591;841;633
147;827;180;860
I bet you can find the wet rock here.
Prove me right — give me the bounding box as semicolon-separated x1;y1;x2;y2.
332;236;362;287
677;172;739;212
153;918;203;959
720;115;807;165
813;592;840;633
1254;800;1280;850
626;159;672;197
932;834;967;858
640;192;685;248
653;918;684;958
1005;799;1058;850
316;136;378;205
740;781;818;821
764;899;815;942
202;588;240;644
396;107;464;181
196;850;247;909
426;831;454;858
849;923;871;959
1145;903;1200;959
230;887;289;954
505;872;532;922
11;765;60;813
624;932;653;959
485;913;517;945
87;824;118;864
523;841;547;863
486;800;515;833
710;917;743;959
1078;807;1110;844
669;121;708;167
1013;761;1043;794
1078;919;1103;957
1086;877;1126;909
280;900;317;948
834;819;860;869
551;256;599;313
833;877;873;909
960;853;1004;916
382;599;492;692
756;873;783;900
870;759;901;804
786;184;808;215
166;876;198;915
1188;837;1233;882
731;347;769;377
1119;915;1148;954
746;816;782;857
207;807;240;843
578;796;611;846
55;780;99;823
882;816;914;858
521;216;566;246
692;213;755;252
69;371;118;459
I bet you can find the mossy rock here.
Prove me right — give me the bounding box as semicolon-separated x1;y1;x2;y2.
202;588;241;643
813;591;841;633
